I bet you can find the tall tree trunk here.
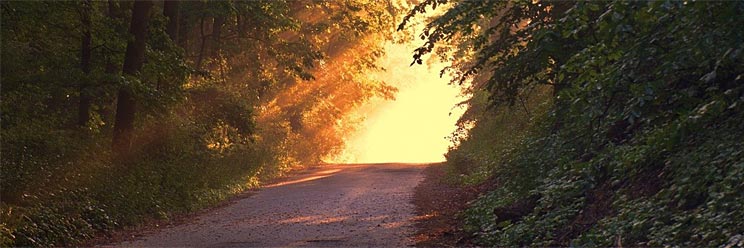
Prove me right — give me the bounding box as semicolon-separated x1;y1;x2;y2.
99;0;123;126
112;0;153;157
157;1;179;92
163;0;179;42
196;15;206;69
78;0;92;128
211;16;225;58
177;15;189;53
105;0;122;75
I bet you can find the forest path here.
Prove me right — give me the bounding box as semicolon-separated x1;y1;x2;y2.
113;163;428;247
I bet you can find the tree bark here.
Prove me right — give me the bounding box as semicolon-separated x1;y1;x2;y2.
211;16;225;58
105;0;122;75
158;1;179;92
112;0;153;157
196;15;206;69
78;0;92;128
177;15;189;53
163;0;179;41
98;0;123;126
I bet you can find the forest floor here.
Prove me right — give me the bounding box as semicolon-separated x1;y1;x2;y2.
98;163;427;247
411;163;486;247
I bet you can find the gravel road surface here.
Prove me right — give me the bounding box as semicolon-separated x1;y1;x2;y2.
114;163;427;247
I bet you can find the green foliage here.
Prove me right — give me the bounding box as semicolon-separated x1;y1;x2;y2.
409;0;744;246
1;114;267;247
445;87;552;186
1;0;398;246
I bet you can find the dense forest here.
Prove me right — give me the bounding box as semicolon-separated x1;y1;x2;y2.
403;0;743;246
2;0;743;247
1;1;401;245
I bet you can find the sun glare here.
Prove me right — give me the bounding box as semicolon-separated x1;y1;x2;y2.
335;41;467;164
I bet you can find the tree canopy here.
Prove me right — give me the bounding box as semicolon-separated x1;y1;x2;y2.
404;1;744;246
0;0;401;245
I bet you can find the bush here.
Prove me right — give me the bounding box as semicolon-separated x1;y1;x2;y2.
436;1;744;246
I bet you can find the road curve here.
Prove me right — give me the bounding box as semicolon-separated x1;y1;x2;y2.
114;163;428;247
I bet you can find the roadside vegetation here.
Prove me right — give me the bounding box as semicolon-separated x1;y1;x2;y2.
0;1;401;246
404;1;744;246
3;1;743;247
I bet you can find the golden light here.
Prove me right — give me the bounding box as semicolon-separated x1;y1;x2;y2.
335;41;467;164
265;169;342;188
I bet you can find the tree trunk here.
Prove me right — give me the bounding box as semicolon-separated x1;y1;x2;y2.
112;0;153;157
196;15;206;69
105;0;122;75
163;0;179;42
158;1;179;91
177;15;189;53
78;0;92;128
211;16;225;58
99;0;123;126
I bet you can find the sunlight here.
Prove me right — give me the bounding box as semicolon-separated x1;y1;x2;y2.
336;41;467;163
265;169;342;188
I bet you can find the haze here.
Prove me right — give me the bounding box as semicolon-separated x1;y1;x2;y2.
336;42;466;164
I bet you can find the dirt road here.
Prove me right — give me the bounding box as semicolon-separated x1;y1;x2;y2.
114;163;428;247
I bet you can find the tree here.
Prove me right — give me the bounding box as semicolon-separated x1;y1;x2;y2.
399;0;573;107
77;0;92;128
112;0;153;157
163;0;179;41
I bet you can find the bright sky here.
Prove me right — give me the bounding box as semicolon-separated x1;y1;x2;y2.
335;41;467;163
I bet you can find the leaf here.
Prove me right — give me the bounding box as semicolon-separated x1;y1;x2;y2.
699;71;717;84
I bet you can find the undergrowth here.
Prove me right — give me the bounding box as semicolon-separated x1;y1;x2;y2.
0;113;292;247
457;99;744;246
441;1;744;246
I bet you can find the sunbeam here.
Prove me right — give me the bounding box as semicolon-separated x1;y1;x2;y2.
335;41;467;163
